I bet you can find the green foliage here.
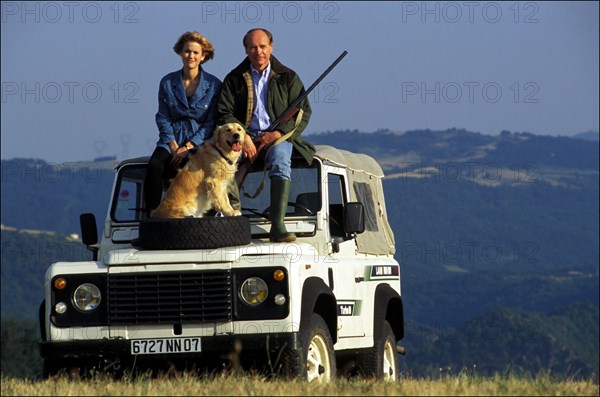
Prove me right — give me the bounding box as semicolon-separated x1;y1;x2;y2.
403;304;599;380
1;319;41;379
1;228;91;321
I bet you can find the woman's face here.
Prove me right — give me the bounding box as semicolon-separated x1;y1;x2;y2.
181;41;205;70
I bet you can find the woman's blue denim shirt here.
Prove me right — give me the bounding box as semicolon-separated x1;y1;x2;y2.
155;68;222;152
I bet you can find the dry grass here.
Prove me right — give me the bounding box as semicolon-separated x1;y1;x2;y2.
1;372;598;396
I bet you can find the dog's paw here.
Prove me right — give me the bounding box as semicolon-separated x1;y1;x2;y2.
220;210;241;217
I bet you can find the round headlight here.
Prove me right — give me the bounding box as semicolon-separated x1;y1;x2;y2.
240;277;268;306
73;283;102;312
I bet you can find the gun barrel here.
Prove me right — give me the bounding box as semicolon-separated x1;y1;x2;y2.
268;50;348;130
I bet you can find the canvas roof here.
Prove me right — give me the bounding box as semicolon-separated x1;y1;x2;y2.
315;145;396;256
314;145;385;178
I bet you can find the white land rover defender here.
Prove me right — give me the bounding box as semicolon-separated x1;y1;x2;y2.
39;145;405;382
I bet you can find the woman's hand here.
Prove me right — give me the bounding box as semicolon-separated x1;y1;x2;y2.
170;145;188;167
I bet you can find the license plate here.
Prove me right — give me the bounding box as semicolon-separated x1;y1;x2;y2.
131;338;201;355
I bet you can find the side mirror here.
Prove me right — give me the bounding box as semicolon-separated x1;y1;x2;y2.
344;202;365;235
80;213;99;260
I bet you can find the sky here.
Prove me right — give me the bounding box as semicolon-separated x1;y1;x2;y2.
1;1;599;162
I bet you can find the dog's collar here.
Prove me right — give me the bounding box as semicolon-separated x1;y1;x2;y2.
211;143;235;166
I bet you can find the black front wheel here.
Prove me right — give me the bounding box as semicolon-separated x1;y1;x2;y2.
357;320;399;381
278;313;336;382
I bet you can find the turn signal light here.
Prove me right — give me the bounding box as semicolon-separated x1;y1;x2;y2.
273;269;285;282
54;278;67;290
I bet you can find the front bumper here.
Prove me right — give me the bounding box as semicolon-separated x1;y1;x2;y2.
40;332;302;361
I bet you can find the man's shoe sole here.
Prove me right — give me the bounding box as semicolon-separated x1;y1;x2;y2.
269;234;297;243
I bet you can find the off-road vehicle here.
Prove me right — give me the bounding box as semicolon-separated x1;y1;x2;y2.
39;144;405;382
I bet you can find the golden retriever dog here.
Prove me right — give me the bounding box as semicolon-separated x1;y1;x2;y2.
150;123;246;219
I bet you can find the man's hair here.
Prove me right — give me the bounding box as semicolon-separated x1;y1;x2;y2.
173;31;215;63
243;28;273;48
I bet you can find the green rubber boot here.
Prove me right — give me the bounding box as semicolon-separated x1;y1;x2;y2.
227;178;241;212
269;178;296;242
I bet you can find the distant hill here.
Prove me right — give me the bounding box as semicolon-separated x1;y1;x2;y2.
573;131;600;141
1;158;116;235
308;128;599;171
308;128;599;309
1;128;598;379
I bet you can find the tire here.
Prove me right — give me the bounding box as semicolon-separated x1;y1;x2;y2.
357;321;399;381
279;313;336;382
137;216;251;250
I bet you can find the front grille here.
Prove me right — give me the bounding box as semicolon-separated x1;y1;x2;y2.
107;270;232;325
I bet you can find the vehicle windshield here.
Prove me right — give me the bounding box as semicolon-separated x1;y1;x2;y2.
111;164;146;223
240;161;321;218
110;161;321;224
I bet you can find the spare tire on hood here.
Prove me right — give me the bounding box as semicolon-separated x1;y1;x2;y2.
136;216;251;250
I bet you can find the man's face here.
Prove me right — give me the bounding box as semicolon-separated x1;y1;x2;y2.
245;30;272;72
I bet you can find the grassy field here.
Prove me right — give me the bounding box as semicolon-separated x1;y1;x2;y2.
1;372;598;396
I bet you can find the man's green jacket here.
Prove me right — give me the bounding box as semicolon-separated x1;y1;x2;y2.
216;55;315;165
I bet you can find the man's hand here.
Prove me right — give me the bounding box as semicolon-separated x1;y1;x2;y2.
243;134;259;163
254;130;282;157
